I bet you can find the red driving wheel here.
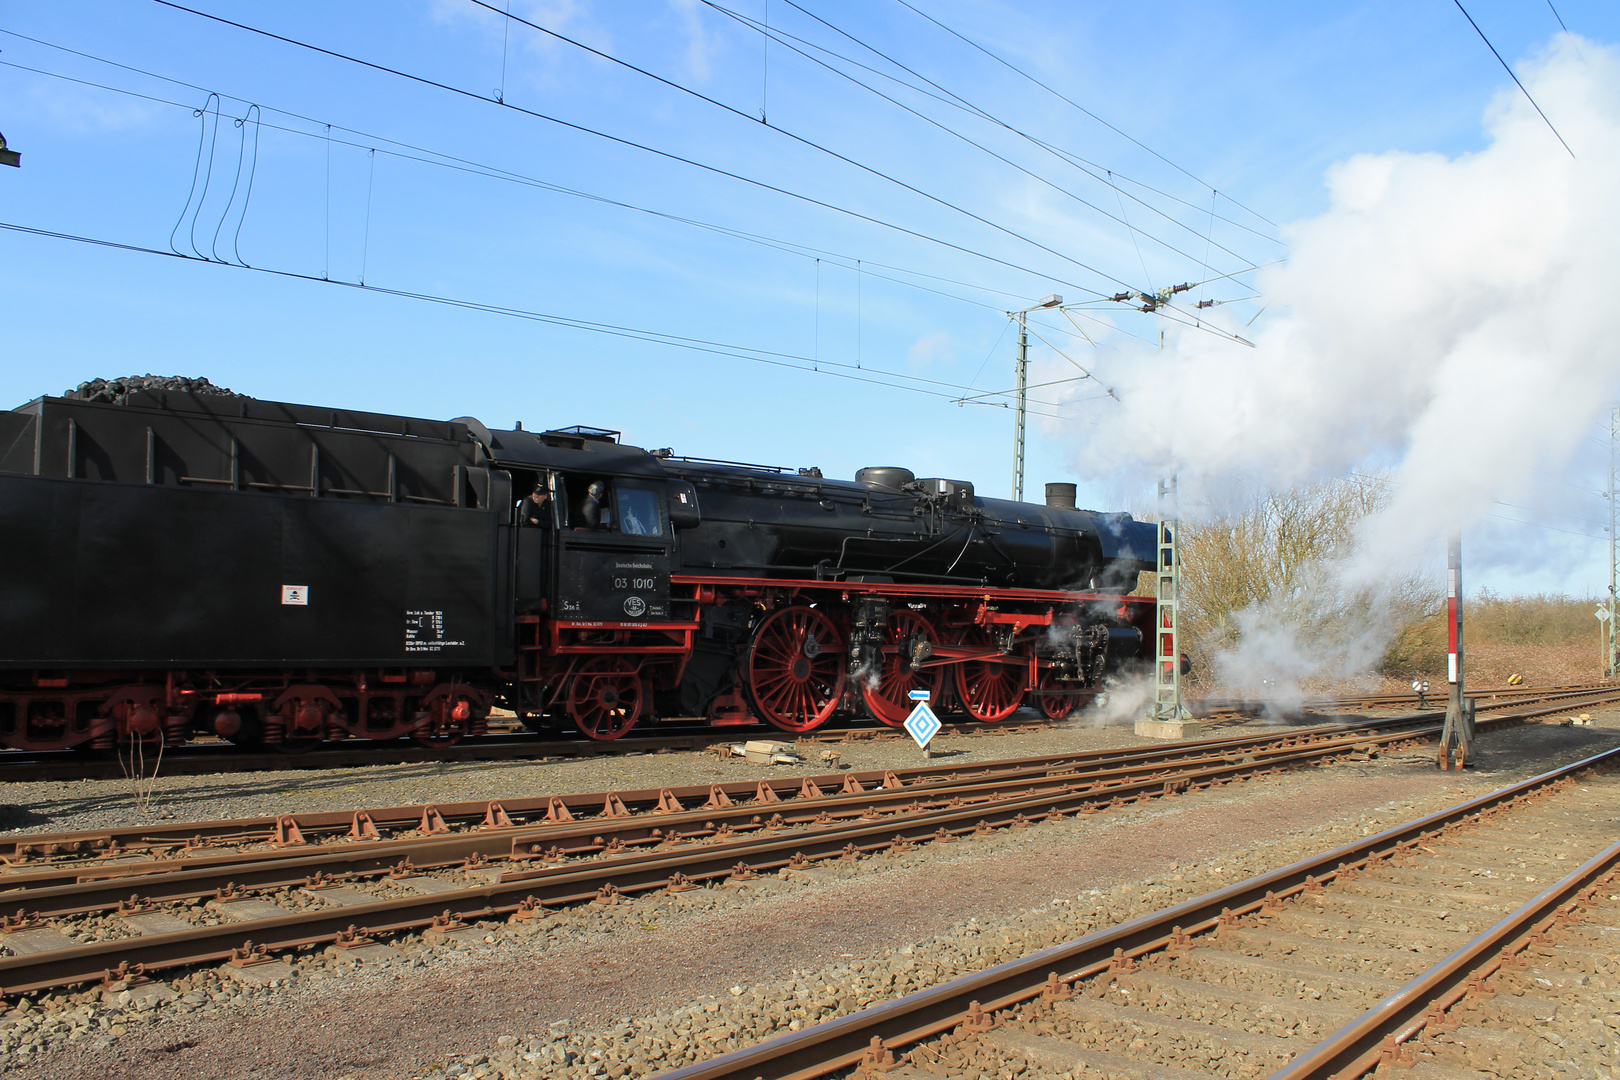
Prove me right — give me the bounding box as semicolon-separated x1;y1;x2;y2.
566;657;644;741
953;627;1026;723
746;606;846;733
861;609;944;726
1036;665;1087;720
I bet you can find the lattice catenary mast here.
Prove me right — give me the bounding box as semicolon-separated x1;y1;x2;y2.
1150;477;1190;722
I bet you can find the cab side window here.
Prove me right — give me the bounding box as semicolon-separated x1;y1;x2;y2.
617;485;662;536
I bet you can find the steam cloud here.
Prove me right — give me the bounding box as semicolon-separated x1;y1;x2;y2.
1072;33;1620;694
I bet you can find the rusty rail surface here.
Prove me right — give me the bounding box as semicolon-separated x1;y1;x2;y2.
4;683;1601;782
0;724;1434;919
1270;839;1620;1079
0;719;1415;861
0;688;1610;999
0;716;1063;783
6;681;1609;862
0;727;1441;992
648;743;1620;1080
1190;679;1613;717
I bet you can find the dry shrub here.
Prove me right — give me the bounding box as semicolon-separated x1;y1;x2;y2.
1384;592;1608;680
1165;478;1434;691
1129;481;1592;692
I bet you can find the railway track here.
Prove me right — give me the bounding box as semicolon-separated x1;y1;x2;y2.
651;746;1620;1080
1189;680;1616;721
8;682;1613;863
0;716;1060;783
1;683;1603;782
0;688;1614;1004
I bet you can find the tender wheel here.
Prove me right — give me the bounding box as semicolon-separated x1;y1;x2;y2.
861;609;944;726
566;658;644;741
746;606;846;733
1036;665;1087;720
953;627;1026;722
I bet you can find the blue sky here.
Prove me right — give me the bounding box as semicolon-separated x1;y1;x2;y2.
2;1;1616;597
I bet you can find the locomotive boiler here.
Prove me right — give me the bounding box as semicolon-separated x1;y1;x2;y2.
0;381;1158;750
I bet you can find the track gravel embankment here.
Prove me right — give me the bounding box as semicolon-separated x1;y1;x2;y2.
10;712;1619;1080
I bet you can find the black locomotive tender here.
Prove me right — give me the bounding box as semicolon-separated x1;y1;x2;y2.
0;382;1158;750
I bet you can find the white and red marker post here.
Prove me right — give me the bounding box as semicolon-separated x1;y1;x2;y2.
1438;531;1474;770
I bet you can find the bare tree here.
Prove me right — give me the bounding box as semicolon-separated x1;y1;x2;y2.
1156;478;1436;692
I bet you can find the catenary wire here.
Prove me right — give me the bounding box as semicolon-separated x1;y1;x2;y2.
5;30;1259;344
0;42;1062;311
456;0;1145;295
0;219;1078;414
701;0;1269;276
749;0;1279;254
705;0;1280;252
890;0;1278;230
3;48;1263;380
1450;0;1576;158
143;2;1124;299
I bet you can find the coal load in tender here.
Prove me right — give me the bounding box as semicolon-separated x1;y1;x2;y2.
65;375;246;405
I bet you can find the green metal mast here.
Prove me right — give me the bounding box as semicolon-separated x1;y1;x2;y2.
1151;476;1188;722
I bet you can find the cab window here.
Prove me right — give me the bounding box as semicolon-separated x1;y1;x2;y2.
617;486;662;536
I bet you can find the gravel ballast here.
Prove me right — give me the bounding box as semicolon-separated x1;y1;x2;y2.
7;710;1619;1080
0;718;1176;836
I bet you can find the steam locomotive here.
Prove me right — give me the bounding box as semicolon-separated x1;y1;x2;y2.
0;382;1158;750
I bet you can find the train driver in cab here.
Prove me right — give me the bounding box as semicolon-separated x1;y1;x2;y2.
577;480;611;529
518;481;550;527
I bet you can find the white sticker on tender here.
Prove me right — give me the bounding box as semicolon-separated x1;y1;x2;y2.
405;609;466;652
281;585;309;606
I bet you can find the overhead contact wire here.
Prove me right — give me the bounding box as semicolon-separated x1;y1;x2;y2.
706;0;1279;251
0;39;1091;310
0;220;1073;414
891;0;1278;229
727;0;1271;268
144;1;1114;298
701;0;1248;280
462;0;1139;294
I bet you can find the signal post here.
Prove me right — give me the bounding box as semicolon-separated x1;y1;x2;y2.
1438;532;1473;770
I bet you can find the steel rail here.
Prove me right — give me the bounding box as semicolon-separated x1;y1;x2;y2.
0;723;1428;920
0;689;1611;997
0;721;1459;993
19;683;1613;861
0;716;1059;783
0;723;1404;900
6;689;1607;874
1192;681;1614;716
646;744;1620;1080
1269;837;1620;1079
0;712;1435;859
3;683;1600;783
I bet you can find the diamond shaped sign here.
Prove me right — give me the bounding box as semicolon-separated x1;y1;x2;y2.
903;700;941;749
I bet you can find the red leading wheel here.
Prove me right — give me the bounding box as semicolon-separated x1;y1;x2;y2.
746;606;846;733
1036;665;1088;720
862;609;944;726
566;657;644;741
953;627;1027;723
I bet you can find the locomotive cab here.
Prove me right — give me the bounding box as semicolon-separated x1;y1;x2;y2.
549;473;673;621
481;425;675;626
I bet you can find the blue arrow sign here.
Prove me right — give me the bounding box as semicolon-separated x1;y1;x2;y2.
903;701;941;749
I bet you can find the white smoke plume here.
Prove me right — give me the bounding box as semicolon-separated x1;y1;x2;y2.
1070;34;1620;694
1076;672;1154;728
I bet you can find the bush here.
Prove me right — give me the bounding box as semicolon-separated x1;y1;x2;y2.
1384;592;1605;678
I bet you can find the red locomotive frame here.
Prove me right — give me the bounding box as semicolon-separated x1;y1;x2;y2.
515;574;1155;740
